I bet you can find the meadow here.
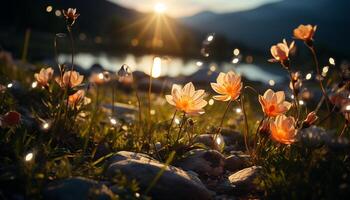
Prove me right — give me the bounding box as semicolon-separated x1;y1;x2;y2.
0;8;349;200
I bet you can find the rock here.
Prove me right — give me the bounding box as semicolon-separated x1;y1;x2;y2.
220;128;245;151
43;177;115;200
228;166;262;194
106;151;212;200
327;137;350;150
194;134;225;152
225;153;250;172
298;126;331;148
107;151;157;165
176;149;225;177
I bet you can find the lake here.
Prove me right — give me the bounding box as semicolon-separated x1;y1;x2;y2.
58;53;285;84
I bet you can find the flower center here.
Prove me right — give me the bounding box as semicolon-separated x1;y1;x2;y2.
268;105;275;113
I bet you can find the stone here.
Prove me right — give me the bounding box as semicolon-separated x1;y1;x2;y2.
106;151;212;200
43;177;114;200
298;126;331;148
220;128;245;151
224;154;250;172
228;166;262;194
176;149;225;177
107;151;157;165
194;134;225;152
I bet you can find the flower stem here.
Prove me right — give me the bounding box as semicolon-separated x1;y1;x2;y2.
167;110;177;144
307;45;330;112
286;67;300;122
175;112;186;145
239;95;250;154
214;100;232;139
339;122;348;137
147;64;153;143
64;25;75;124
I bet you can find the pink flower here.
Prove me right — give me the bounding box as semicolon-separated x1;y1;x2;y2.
0;111;21;127
62;8;80;26
270;39;295;63
34;67;54;87
56;71;84;88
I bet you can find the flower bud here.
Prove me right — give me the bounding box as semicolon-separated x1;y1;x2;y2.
0;111;21;127
302;111;318;128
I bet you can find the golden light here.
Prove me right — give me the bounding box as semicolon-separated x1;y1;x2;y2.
216;137;222;145
236;108;242;113
305;73;312;80
150;109;156;115
25;152;34;162
154;3;166;14
207;35;214;42
98;73;104;80
55;10;61;17
299;100;305;105
7;83;13;88
196;61;203;67
46;6;53;13
110;118;117;125
210;65;216;72
233;48;240;56
152;57;162;78
329;57;335;65
346;105;350;111
42;122;50;130
31;81;38;88
208;99;215;106
232;58;239;64
268;80;275;86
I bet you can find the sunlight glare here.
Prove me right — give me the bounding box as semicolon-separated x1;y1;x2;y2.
154;3;166;14
152;57;162;78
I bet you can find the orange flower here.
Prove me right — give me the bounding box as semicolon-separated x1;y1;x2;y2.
211;71;243;101
259;89;292;117
63;8;80;26
293;24;317;42
166;82;207;115
270;39;295;63
56;71;84;88
68;90;85;107
270;114;297;144
34;67;54;87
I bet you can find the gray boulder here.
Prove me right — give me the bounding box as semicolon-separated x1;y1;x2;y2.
194;134;225;152
228;166;262;194
43;177;115;200
176;149;225;177
106;151;212;200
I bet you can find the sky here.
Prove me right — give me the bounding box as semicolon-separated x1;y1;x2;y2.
109;0;281;18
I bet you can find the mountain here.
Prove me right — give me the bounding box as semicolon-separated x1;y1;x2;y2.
181;0;350;56
0;0;199;57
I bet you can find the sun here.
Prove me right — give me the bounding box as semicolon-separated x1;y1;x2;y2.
154;3;166;14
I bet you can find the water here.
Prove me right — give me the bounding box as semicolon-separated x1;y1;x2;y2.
58;53;284;83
